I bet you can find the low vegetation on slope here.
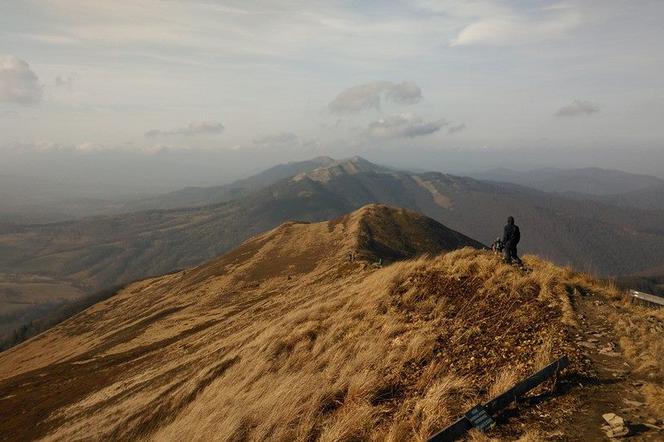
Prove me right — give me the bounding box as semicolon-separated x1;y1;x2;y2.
0;205;661;441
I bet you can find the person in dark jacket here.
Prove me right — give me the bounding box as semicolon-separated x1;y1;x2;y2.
502;216;522;265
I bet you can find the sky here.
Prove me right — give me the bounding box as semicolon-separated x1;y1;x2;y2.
1;0;663;192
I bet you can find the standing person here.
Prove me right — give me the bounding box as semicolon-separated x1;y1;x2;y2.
502;216;522;265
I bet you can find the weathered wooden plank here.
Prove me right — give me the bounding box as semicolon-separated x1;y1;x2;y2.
630;290;664;307
486;356;569;413
427;416;472;442
427;356;569;442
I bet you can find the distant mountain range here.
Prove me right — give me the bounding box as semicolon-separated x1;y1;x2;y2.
5;161;663;225
3;156;664;348
118;156;339;212
0;157;338;224
473;167;664;211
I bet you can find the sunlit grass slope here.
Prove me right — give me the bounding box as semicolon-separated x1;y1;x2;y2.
0;204;660;441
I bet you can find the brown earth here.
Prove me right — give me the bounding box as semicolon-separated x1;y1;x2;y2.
0;205;662;441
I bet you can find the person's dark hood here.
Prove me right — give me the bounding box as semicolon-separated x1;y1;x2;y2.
507;216;514;225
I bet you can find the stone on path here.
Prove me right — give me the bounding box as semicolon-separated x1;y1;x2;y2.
602;413;629;438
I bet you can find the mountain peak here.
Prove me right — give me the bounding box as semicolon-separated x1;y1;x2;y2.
293;156;386;183
343;204;484;262
182;204;481;285
307;155;337;165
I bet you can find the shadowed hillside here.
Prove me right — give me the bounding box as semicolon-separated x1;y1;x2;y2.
1;205;661;441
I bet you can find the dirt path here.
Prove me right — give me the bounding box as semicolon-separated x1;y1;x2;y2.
561;294;663;441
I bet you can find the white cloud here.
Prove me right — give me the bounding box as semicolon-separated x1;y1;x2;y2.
10;140;111;153
386;82;423;105
554;100;600;117
250;132;321;152
8;140;194;155
448;123;466;134
365;114;447;139
22;33;80;45
145;121;225;137
253;132;298;146
449;3;582;46
0;56;43;104
74;141;107;152
328;81;422;113
54;75;75;90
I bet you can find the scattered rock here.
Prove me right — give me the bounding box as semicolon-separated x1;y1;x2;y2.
603;413;625;428
602;413;630;438
607;426;629;438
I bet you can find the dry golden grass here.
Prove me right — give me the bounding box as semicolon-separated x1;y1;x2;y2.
533;332;555;372
0;205;656;441
489;368;520;399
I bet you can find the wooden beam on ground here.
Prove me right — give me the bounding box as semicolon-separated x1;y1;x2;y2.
629;290;664;308
427;356;570;442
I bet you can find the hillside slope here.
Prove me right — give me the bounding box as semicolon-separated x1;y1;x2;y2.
1;206;662;441
3;157;664;349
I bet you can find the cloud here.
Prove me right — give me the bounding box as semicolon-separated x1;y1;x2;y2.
22;33;80;45
385;82;423;105
250;132;321;151
145;121;224;137
9;140;117;153
448;123;466;134
365;114;447;139
554;100;600;117
449;3;582;47
0;56;43;104
54;75;75;90
328;81;422;113
253;132;298;146
8;140;195;155
74;141;107;152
